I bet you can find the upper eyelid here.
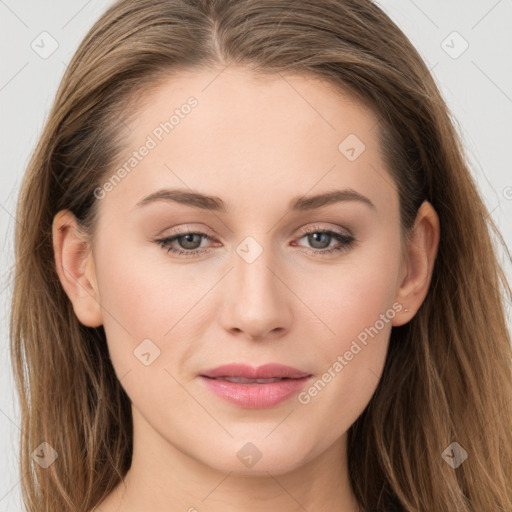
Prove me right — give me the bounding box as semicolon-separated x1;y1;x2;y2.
300;224;353;236
160;223;352;238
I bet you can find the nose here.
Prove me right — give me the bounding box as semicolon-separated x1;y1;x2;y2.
218;240;293;341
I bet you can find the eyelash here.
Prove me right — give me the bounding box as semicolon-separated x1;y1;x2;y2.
155;225;356;258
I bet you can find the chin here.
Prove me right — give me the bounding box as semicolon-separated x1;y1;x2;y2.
197;438;313;477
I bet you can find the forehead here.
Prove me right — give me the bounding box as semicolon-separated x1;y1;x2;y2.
101;66;397;219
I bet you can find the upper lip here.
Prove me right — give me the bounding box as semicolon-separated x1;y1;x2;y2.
200;363;311;379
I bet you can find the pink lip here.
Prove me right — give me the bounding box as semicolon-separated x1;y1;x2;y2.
199;363;313;409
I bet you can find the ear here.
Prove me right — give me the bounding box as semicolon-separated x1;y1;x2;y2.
392;200;440;326
52;209;103;327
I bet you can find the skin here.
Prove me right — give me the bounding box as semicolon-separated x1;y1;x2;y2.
52;66;440;512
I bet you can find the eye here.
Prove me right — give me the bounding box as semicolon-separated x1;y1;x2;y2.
155;228;214;258
293;225;356;255
155;225;356;258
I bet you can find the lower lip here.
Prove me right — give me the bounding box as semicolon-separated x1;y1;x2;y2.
199;376;312;408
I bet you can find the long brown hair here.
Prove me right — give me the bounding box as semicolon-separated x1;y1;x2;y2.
10;1;512;510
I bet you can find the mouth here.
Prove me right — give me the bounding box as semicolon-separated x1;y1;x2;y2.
199;362;311;380
198;363;313;408
203;376;298;384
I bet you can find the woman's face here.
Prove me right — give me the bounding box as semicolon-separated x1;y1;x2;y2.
74;67;413;475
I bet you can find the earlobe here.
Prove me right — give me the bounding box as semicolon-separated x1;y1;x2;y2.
392;200;440;326
52;209;103;327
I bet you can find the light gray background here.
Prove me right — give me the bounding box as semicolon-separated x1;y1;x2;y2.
1;0;511;509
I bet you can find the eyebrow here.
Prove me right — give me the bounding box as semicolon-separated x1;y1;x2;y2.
134;187;376;213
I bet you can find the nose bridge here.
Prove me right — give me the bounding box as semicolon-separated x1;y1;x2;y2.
219;233;292;339
233;233;283;306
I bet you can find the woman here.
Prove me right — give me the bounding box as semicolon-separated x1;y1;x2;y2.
10;0;512;511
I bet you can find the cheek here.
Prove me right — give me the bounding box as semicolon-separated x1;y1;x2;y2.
96;234;213;327
93;244;189;374
300;232;401;345
304;270;394;378
294;236;401;418
94;237;227;404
